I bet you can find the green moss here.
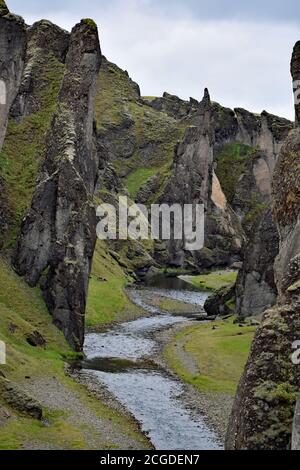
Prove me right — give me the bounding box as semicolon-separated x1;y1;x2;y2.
0;258;150;449
125;167;159;199
82;18;97;28
180;270;238;292
165;318;256;395
216;142;254;203
0;53;65;248
0;0;8;14
94;58;185;198
86;241;143;327
254;381;298;404
243;200;268;225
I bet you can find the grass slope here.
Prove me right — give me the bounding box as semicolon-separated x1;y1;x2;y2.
165;318;256;395
0;258;149;449
216;142;254;204
86;241;143;327
94;58;186;201
181;270;238;291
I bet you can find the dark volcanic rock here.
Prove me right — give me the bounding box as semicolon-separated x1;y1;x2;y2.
292;41;300;124
147;92;199;120
0;3;26;149
0;5;26;246
226;41;300;450
14;20;102;351
10;20;69;120
26;330;46;348
235;209;279;318
158;91;244;269
204;283;236;317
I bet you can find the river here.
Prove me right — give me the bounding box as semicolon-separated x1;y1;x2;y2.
80;275;223;450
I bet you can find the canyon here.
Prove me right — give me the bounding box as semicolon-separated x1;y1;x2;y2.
0;0;300;450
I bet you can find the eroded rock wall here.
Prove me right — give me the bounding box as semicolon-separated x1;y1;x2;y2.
0;3;26;247
14;20;102;351
226;41;300;450
0;3;26;150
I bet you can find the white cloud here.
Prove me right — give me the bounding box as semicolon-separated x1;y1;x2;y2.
11;0;299;119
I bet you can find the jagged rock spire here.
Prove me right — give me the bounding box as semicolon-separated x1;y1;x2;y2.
292;41;300;125
199;87;211;111
203;87;210;103
14;19;102;351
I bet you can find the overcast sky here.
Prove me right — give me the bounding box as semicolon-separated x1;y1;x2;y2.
8;0;300;120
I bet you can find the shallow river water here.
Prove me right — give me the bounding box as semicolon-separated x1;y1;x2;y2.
81;276;223;450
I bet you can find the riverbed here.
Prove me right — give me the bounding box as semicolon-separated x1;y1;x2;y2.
80;276;223;450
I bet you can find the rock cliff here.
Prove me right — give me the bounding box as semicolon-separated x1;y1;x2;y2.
13;20;101;351
226;40;300;450
0;1;26;150
0;2;26;248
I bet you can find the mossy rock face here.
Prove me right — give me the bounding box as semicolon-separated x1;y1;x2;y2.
235;208;279;318
215;142;254;205
273;129;300;228
204;284;236;316
0;22;68;248
0;0;9;15
226;303;300;450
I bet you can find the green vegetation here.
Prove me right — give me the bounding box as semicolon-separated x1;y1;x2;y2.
165;318;257;395
94;58;186;202
243;200;268;226
0;53;65;247
142;96;156;101
0;258;150;449
82;18;97;28
181;270;238;292
125;167;158;199
86;241;143;327
216;142;254;203
0;0;8;14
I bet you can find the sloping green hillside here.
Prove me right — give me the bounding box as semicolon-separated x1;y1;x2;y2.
94;57;186;202
0;258;150;450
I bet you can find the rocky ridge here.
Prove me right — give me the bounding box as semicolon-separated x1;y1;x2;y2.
226;41;300;450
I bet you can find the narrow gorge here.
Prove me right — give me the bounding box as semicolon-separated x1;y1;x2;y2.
0;0;300;452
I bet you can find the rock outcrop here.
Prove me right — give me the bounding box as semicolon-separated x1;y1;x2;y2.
0;2;26;248
226;40;300;450
218;112;291;318
146;91;199;120
157;92;244;269
14;20;101;351
0;20;69;248
235;209;279;318
292;397;300;450
204;283;236;317
0;2;26;150
0;376;43;420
